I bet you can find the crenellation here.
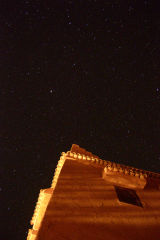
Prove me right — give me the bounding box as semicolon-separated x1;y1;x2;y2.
130;170;134;176
103;163;152;181
113;167;118;172
68;151;73;157
99;160;104;165
143;173;148;178
118;167;123;173
30;190;45;226
95;159;100;164
78;153;82;159
91;157;95;162
139;173;145;179
135;172;140;177
61;152;66;156
102;161;106;166
51;153;66;188
27;144;160;240
107;165;112;171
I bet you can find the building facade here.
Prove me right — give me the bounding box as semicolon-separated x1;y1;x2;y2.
27;144;160;240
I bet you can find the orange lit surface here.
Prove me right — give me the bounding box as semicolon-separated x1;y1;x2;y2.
27;145;160;240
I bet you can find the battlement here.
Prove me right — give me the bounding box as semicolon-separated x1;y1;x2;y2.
26;144;160;240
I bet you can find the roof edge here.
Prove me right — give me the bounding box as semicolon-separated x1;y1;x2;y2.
67;145;160;181
71;144;100;159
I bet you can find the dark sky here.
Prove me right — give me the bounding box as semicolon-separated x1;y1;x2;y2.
1;1;160;239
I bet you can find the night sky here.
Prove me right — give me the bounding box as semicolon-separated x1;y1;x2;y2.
1;1;160;239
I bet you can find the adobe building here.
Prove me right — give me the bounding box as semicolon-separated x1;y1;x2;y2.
27;144;160;240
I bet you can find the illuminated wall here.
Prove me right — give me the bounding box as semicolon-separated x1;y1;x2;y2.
27;145;160;240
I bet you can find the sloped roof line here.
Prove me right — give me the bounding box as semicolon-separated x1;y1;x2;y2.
51;152;66;188
27;145;160;240
27;154;66;240
66;150;160;180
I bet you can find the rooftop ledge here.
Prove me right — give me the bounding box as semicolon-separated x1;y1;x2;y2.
102;167;147;189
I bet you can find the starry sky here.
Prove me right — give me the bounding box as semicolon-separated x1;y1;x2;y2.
1;1;160;239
